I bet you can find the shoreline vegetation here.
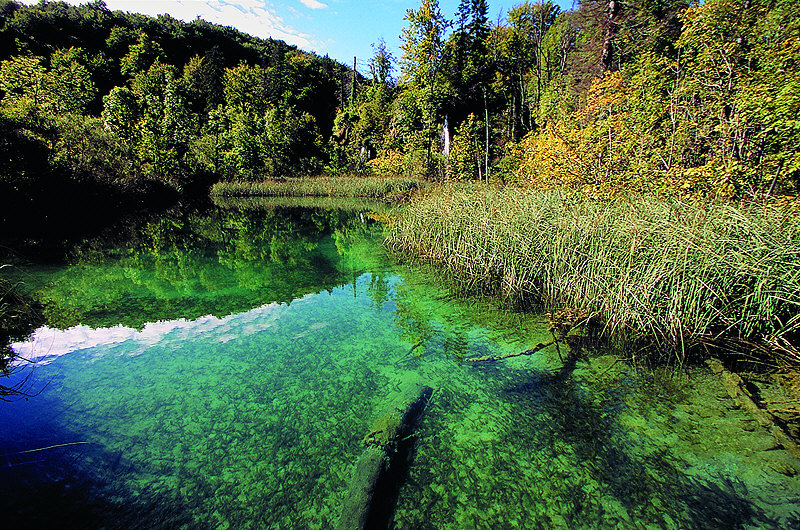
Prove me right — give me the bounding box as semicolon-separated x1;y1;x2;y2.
209;176;425;202
211;174;800;377
386;184;800;369
211;194;398;213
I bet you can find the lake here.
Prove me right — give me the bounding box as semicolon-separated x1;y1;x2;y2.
2;200;799;528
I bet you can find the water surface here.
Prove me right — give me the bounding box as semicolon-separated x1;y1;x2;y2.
2;202;799;528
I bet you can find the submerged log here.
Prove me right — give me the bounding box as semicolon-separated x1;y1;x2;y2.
337;383;433;530
706;357;800;459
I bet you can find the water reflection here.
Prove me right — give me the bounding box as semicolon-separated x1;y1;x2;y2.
27;204;386;331
2;200;799;528
12;302;286;366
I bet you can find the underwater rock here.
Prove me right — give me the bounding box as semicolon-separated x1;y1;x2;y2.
337;383;433;530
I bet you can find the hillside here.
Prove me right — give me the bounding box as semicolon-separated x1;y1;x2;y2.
0;0;355;241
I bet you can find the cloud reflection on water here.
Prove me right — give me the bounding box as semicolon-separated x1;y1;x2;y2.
9;297;315;365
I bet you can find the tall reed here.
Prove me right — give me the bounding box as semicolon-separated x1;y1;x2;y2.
388;184;800;363
210;176;424;200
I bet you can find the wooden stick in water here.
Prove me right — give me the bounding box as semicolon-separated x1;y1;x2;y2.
465;341;555;363
14;441;89;455
706;358;800;459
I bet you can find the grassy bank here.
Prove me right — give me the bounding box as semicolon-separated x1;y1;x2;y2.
210;176;425;201
388;185;800;364
211;195;397;213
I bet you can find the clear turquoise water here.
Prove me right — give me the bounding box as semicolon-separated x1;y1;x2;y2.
2;203;799;528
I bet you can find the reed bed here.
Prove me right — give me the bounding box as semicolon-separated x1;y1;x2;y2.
388;184;800;363
211;195;396;213
210;176;424;200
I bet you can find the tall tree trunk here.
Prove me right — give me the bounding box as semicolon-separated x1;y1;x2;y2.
483;86;489;182
602;0;619;72
350;56;357;107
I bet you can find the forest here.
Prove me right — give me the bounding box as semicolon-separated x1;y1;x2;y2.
1;0;799;367
0;0;362;244
1;0;797;208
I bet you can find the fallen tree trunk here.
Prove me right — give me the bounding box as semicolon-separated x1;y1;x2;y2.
337;383;433;530
706;358;800;459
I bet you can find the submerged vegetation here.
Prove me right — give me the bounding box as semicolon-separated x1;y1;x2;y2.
389;185;800;364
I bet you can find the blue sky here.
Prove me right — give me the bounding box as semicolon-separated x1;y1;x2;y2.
20;1;576;73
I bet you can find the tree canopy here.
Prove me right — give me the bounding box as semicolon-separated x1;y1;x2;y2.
0;0;797;208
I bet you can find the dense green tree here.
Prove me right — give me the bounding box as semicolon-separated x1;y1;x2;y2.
0;47;95;121
120;31;164;77
442;0;493;179
0;55;48;123
329;40;396;173
101;85;137;147
397;0;450;177
493;1;560;139
448;112;483;180
128;59;192;183
369;39;395;93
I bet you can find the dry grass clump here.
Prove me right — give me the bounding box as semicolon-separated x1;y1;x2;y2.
210;175;424;201
388;184;800;363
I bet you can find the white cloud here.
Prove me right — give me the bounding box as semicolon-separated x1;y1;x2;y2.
11;292;320;366
298;0;328;8
17;1;322;51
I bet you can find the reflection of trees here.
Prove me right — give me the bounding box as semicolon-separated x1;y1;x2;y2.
388;263;544;363
366;274;390;310
390;280;489;362
215;210;320;290
33;206;386;330
393;283;436;356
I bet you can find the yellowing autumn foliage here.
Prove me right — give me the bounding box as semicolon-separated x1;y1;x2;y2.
367;150;405;177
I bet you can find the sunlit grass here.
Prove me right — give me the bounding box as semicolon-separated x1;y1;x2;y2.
388;184;800;363
210;175;425;201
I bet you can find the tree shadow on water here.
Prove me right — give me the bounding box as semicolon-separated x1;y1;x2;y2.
495;367;786;528
0;417;196;529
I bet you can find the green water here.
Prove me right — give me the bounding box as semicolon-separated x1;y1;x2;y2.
2;202;799;528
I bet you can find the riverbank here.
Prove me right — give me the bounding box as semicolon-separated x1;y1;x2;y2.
387;184;800;369
209;176;425;202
